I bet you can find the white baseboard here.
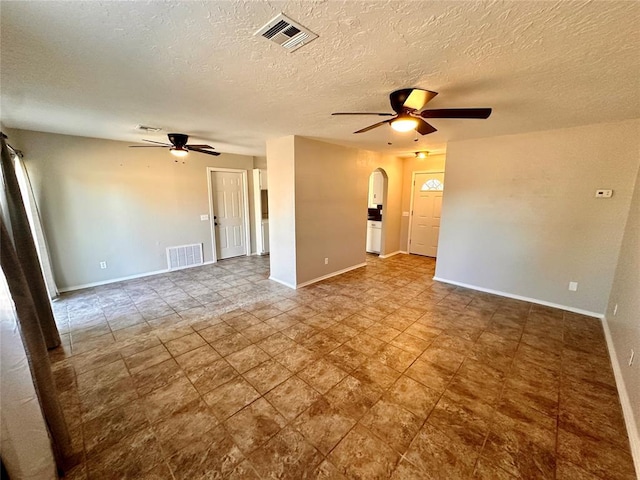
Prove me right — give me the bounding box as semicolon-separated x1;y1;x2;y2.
59;261;216;292
379;251;404;259
602;318;640;476
296;263;367;289
432;277;604;319
268;276;297;290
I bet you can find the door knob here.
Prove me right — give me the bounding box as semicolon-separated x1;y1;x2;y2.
215;222;219;226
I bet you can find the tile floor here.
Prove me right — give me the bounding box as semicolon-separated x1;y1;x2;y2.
49;254;637;480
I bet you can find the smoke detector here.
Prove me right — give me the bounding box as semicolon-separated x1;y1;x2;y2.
255;13;318;52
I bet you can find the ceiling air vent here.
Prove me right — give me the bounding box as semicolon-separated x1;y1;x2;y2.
135;124;162;133
255;13;318;52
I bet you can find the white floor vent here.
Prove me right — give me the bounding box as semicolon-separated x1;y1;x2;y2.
166;243;203;270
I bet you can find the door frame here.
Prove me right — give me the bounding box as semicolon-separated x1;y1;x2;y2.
407;170;445;255
206;167;251;263
366;168;388;255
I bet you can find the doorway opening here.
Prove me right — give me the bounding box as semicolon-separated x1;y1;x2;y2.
207;167;251;262
408;171;444;257
366;168;388;256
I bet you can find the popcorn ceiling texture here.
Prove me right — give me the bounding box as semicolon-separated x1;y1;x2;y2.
1;1;638;155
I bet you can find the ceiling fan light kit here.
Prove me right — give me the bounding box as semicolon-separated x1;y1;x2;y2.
391;115;419;132
170;148;188;158
332;88;492;137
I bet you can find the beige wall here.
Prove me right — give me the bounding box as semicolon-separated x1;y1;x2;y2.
606;158;640;454
400;153;446;251
435;119;640;315
253;156;267;169
7;129;254;290
267;136;403;287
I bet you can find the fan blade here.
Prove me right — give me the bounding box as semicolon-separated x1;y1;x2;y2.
390;88;438;112
186;144;214;149
142;139;171;145
332;112;395;116
416;119;437;135
188;147;221;156
404;89;438;111
354;119;392;134
420;108;492;119
129;145;169;148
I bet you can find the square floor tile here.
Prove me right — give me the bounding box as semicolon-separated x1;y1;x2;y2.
202;375;261;421
250;427;323;479
225;398;287;454
264;376;321;421
298;359;348;394
225;344;270;373
328;424;399;479
292;397;356;455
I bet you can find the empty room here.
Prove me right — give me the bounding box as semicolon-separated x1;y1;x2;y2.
1;1;639;479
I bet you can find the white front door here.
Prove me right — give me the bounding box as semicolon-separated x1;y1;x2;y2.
211;170;246;260
409;172;444;257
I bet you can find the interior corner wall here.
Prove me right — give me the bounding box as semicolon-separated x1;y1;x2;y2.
400;153;446;251
6;128;254;290
292;137;403;286
605;157;640;460
265;136;297;287
253;156;267;169
435;119;640;315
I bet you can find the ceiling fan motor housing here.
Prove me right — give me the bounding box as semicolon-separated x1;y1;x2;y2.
390;89;416;113
168;133;188;148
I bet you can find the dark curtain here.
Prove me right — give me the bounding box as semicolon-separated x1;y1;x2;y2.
0;134;60;348
0;135;76;472
1;458;9;480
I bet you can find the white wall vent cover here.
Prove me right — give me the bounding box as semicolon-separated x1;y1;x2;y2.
255;13;318;52
166;243;203;270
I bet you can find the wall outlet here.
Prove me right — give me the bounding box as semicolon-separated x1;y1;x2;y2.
613;303;618;316
629;349;635;367
568;281;578;291
99;261;107;269
595;189;613;198
324;258;329;265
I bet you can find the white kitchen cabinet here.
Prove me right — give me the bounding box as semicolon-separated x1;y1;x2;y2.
366;220;382;253
257;169;268;190
368;171;384;208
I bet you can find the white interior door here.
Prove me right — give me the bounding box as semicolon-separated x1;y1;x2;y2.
409;172;444;257
211;170;246;260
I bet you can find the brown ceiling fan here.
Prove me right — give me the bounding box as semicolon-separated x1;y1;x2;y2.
332;88;492;135
129;133;220;158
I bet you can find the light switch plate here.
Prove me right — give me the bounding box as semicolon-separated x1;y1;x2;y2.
200;214;209;221
402;212;410;217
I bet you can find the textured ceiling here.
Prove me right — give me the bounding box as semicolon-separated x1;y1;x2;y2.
1;1;639;156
